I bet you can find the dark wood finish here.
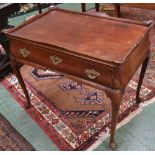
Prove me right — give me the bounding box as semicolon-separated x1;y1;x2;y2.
6;8;151;150
0;3;20;27
81;3;86;12
114;4;121;17
136;53;150;103
81;3;100;12
0;61;11;80
0;30;11;79
11;58;31;108
109;89;124;149
0;4;20;79
37;3;42;14
95;3;100;12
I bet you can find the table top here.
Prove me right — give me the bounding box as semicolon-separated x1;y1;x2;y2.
8;8;149;65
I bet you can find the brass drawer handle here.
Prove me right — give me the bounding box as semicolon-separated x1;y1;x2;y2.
85;69;100;79
50;55;62;65
19;48;30;58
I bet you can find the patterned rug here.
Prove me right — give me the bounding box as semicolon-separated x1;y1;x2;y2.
1;64;155;150
0;113;35;151
1;6;155;151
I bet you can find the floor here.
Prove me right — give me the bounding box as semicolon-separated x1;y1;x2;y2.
0;3;155;151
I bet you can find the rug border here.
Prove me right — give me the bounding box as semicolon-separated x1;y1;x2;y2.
1;74;155;151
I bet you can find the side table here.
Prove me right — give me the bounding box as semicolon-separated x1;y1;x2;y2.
6;8;152;149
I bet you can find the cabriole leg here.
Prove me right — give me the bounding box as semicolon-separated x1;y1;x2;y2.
106;89;124;150
114;4;121;17
136;53;150;104
11;59;31;109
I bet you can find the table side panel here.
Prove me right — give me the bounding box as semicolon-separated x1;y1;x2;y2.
115;32;150;89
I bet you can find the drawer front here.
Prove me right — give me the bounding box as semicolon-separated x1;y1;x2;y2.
11;39;113;87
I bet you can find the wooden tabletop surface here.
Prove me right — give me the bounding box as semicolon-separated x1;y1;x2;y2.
8;8;149;64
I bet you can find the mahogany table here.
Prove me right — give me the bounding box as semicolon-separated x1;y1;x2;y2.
6;8;151;150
